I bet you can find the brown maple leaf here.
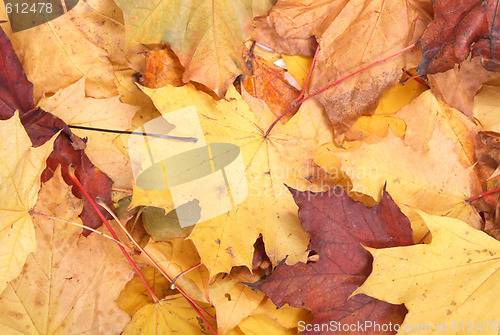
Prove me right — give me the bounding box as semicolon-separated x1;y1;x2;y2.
253;186;413;334
418;0;500;75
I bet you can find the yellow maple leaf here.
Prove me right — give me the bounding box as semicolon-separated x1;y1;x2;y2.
0;167;131;334
316;91;480;240
4;0;125;101
115;0;273;97
41;78;139;188
122;294;216;335
355;212;500;335
0;113;55;295
135;83;333;276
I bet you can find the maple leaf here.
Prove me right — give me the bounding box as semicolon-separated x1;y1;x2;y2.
318;91;481;240
122;294;216;335
136;83;333;277
356;211;500;335
0;25;32;114
418;0;500;75
0;113;55;295
254;186;412;334
253;0;429;131
0;168;131;333
3;0;126;101
42;78;139;189
115;0;274;97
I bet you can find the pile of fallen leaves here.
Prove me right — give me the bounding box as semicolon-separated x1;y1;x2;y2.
1;0;500;334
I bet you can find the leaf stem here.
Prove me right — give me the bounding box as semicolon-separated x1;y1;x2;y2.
264;43;417;137
170;263;202;290
291;44;321;106
467;187;500;202
112;187;133;193
66;166;159;303
30;210;129;249
402;69;430;88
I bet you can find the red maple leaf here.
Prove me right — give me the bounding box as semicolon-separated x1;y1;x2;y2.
418;0;500;75
253;186;413;334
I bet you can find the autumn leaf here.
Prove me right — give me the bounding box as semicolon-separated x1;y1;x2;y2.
253;0;429;131
253;186;412;334
140;48;185;88
42;78;139;189
122;294;216;335
3;0;126;101
0;113;55;295
116;0;274;96
0;26;32;114
136;83;333;277
0;167;131;333
317;91;481;240
418;0;500;75
356;211;500;335
117;266;177;317
344;71;427;142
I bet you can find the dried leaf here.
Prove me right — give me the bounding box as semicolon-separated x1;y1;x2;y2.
140;48;184;88
356;212;500;335
0;113;55;294
0;168;131;334
5;0;126;101
116;0;274;96
254;187;412;334
122;294;216;335
418;0;500;75
0;26;32;115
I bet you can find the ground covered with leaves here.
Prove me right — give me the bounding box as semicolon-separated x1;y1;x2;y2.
1;0;500;334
